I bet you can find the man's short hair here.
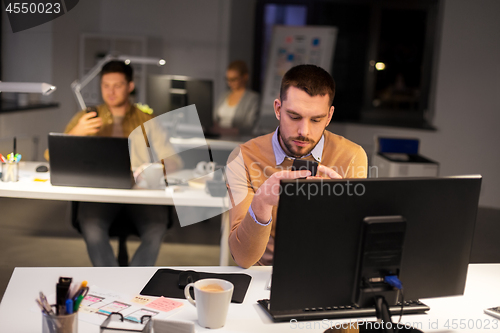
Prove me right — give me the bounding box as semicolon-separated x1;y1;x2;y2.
101;60;133;82
280;64;335;106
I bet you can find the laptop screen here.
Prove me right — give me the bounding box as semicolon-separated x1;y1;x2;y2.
48;133;133;189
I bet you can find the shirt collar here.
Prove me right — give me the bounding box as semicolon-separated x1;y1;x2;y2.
272;127;324;165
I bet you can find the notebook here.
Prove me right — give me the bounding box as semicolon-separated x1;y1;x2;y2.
48;133;134;189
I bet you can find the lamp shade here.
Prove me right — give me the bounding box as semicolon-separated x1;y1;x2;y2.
0;82;56;95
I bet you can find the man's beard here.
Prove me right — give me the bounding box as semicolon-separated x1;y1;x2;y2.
279;129;324;158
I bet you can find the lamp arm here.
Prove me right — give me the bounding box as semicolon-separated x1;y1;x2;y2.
117;55;165;66
78;55;115;89
71;55;115;110
71;81;87;110
70;54;164;110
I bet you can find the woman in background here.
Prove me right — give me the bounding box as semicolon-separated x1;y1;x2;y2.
213;60;260;136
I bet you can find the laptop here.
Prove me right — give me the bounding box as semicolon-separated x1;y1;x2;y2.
48;133;134;189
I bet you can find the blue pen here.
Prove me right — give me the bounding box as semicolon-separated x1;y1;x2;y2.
65;299;74;315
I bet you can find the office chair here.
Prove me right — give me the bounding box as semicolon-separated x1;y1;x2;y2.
71;202;174;266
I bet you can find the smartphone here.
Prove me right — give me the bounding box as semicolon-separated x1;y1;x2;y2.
86;106;98;119
291;159;318;177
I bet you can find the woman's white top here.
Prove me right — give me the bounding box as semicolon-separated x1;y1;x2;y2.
217;98;237;128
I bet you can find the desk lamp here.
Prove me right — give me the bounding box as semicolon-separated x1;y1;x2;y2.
71;54;166;110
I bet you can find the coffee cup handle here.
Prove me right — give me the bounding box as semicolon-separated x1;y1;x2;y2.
206;162;215;174
184;283;196;307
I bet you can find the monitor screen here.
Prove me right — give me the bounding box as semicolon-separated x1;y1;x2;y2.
269;176;482;315
147;75;213;132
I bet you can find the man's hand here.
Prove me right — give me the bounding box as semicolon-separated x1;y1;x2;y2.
251;170;311;224
307;165;342;179
68;112;103;136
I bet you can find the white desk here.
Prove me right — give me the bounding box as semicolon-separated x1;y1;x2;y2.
170;137;243;151
0;162;231;266
0;264;499;332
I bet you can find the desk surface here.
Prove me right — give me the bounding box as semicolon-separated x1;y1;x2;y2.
0;264;499;332
170;136;243;151
0;162;225;207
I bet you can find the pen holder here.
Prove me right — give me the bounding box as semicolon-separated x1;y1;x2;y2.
42;312;78;333
1;161;19;182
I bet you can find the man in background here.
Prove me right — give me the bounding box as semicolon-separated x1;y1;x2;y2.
62;60;182;266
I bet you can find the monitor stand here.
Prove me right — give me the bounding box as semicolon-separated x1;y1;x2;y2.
324;296;423;333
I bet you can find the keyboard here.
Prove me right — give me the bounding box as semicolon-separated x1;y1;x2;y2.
257;299;430;322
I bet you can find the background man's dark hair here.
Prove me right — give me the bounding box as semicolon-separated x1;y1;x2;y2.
280;64;336;106
101;60;134;82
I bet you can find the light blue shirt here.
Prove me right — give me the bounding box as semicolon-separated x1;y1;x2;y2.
248;127;325;226
272;127;324;164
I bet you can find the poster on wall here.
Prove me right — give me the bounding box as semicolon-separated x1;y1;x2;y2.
257;25;338;131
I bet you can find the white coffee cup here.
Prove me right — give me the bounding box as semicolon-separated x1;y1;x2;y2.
184;278;234;329
141;163;164;189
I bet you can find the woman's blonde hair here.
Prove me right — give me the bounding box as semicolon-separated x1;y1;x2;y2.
227;60;249;76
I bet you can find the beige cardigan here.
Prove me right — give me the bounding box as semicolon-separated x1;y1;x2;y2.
225;130;368;268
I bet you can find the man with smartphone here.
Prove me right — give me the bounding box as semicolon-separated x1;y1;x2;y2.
59;60;182;267
225;64;368;268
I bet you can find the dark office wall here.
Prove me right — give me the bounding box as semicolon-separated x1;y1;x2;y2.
1;12;53;83
98;0;231;103
328;0;500;209
51;1;102;128
0;0;232;160
0;2;102;160
228;0;257;87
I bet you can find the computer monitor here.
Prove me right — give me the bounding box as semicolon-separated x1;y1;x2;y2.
147;74;213;133
259;176;482;326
